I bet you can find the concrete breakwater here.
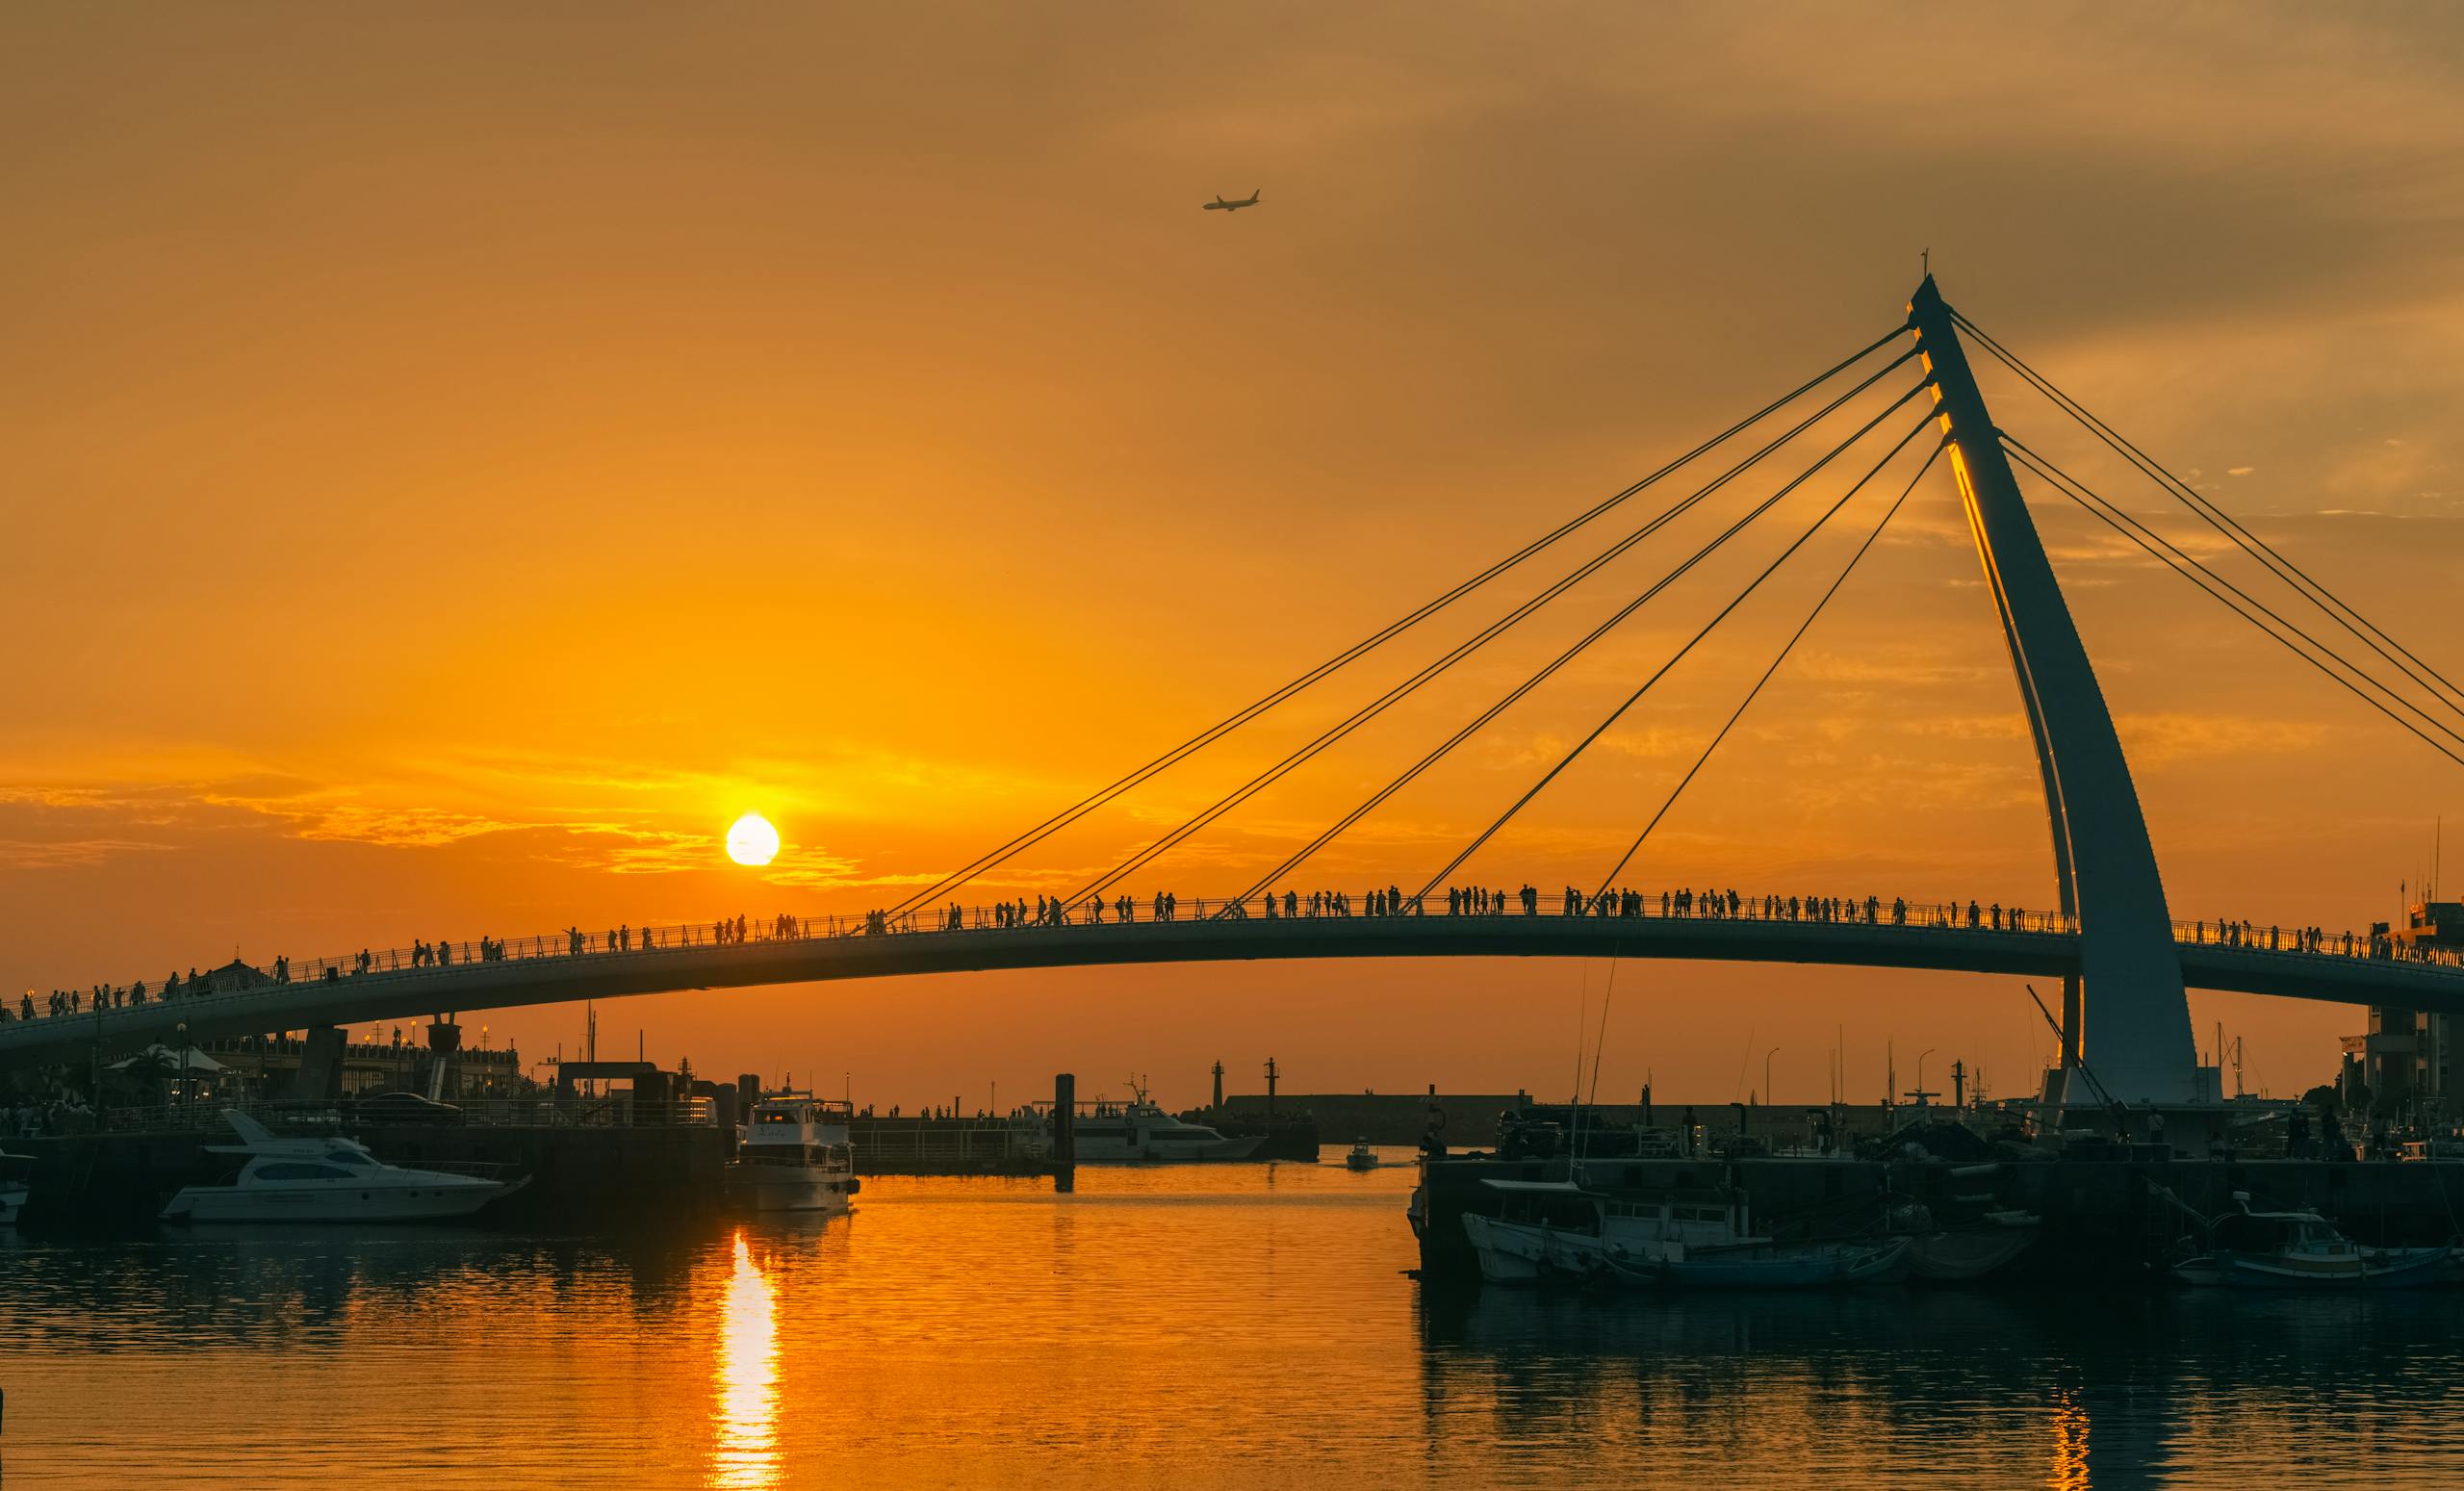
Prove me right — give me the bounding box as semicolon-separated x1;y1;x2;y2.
1417;1152;2464;1282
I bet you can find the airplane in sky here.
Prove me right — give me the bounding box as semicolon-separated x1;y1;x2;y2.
1202;190;1260;213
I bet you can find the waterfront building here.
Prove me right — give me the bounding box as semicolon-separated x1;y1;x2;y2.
193;1030;526;1099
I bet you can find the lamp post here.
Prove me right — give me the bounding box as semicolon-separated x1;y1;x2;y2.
1915;1047;1937;1109
1763;1046;1780;1108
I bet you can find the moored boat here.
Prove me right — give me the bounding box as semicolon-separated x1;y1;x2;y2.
1607;1236;1912;1289
161;1111;526;1223
1063;1089;1263;1161
726;1093;860;1214
2172;1195;2450;1289
1460;1178;1905;1289
1900;1206;2042;1282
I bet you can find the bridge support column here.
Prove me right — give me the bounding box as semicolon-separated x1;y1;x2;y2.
1909;277;2197;1106
2062;972;2083;1075
1053;1072;1075;1192
426;1019;461;1101
292;1025;346;1101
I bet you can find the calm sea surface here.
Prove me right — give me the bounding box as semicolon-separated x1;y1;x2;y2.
3;1153;2461;1488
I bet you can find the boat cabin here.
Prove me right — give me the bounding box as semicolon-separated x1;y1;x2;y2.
741;1095;855;1168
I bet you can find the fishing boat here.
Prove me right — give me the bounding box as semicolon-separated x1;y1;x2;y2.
161;1111;526;1223
2172;1195;2450;1289
1344;1139;1378;1170
1460;1178;1905;1288
726;1093;860;1214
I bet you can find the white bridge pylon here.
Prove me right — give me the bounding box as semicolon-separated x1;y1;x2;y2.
1910;276;2197;1105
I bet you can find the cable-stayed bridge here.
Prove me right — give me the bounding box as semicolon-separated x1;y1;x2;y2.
15;277;2464;1100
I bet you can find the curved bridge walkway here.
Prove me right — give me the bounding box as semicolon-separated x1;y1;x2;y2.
5;892;2458;1069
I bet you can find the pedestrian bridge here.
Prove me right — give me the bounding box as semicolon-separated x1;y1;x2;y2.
21;277;2464;1097
5;895;2457;1070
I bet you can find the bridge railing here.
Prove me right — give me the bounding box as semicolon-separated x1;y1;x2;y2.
99;1095;716;1135
2168;916;2464;972
19;887;2464;1031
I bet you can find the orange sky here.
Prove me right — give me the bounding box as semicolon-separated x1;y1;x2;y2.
6;4;2463;1111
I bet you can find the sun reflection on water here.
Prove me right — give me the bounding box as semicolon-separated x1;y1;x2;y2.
713;1231;781;1489
2048;1387;2089;1490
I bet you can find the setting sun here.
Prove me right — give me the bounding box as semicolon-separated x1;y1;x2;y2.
725;814;781;867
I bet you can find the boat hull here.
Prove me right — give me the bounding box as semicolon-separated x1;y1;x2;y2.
727;1165;856;1215
162;1174;519;1223
1611;1238;1911;1290
1905;1226;2040;1282
2176;1245;2451;1289
1461;1213;1585;1284
1071;1136;1265;1161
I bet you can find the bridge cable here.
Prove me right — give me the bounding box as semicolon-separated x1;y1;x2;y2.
879;326;1909;920
1407;415;1939;906
1588;438;1947;901
2003;439;2464;771
2000;431;2464;755
1952;309;2464;723
1058;361;1927;910
1204;390;1935;912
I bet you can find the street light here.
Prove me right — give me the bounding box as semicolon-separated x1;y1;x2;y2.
1763;1046;1780;1107
1915;1047;1937;1106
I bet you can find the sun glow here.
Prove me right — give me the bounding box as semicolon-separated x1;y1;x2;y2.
726;814;781;867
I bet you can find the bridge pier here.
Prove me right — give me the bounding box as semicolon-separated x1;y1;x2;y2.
290;1025;346;1101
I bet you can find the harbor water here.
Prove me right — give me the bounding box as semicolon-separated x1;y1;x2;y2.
4;1153;2462;1488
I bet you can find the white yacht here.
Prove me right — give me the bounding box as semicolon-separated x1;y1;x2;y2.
1065;1091;1262;1161
726;1094;860;1214
161;1111;526;1223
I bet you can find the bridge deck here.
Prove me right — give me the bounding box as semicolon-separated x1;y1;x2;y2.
7;905;2459;1069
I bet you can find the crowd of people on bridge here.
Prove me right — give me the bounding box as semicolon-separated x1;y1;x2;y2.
17;886;2462;1028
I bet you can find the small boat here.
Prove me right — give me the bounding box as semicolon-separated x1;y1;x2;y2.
161;1111;526;1223
2173;1195;2451;1289
0;1150;33;1226
1344;1139;1377;1170
726;1093;860;1214
1899;1205;2042;1282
